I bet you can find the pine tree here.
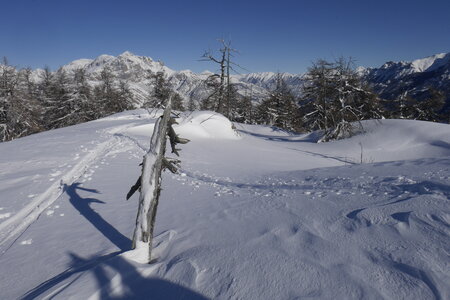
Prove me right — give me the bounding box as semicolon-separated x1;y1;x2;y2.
171;93;185;111
0;59;41;141
115;80;135;112
43;68;80;129
256;73;301;131
232;95;254;124
143;71;170;109
413;88;445;122
301;57;382;141
0;58;18;141
301;59;335;131
93;67;130;118
73;68;95;122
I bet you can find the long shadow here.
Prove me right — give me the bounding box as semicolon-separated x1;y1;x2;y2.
430;140;450;151
22;182;209;299
20;251;123;300
22;251;209;300
237;128;319;143
64;183;131;251
80;252;209;300
288;148;357;165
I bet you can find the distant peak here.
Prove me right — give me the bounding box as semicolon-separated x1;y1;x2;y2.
95;54;115;61
119;51;135;57
411;52;450;72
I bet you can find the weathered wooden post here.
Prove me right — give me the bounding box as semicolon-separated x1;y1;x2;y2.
128;96;189;263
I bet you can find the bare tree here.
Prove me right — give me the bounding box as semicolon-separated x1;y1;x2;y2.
200;39;245;118
128;96;189;263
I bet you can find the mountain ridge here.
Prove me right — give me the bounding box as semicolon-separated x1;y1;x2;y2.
11;50;450;107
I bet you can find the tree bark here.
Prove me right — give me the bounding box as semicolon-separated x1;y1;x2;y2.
131;97;172;262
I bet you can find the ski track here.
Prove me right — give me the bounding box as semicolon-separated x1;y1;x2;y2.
1;115;449;299
0;125;137;249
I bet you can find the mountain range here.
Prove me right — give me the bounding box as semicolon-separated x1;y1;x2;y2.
30;51;450;107
358;52;450;102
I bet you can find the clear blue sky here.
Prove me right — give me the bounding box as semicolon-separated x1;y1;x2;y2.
2;0;450;74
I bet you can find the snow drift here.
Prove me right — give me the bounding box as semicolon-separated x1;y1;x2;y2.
0;111;449;300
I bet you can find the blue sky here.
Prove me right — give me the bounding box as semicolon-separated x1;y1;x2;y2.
2;0;450;74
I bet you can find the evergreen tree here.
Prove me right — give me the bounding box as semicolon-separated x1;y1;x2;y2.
115;80;135;112
43;68;79;129
301;59;335;131
171;93;185;111
0;59;41;141
143;71;183;111
233;95;254;124
92;67;134;117
301;57;382;141
143;71;170;109
73;68;95;122
413;88;445;122
390;91;416;119
256;74;301;131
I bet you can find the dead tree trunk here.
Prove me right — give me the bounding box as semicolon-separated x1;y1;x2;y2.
129;95;189;263
131;98;171;262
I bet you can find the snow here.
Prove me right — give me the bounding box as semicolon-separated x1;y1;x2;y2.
174;111;241;140
411;52;450;73
364;52;450;83
0;111;449;299
62;58;94;73
123;111;240;141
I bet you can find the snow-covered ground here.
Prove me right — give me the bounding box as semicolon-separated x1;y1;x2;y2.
0;110;449;299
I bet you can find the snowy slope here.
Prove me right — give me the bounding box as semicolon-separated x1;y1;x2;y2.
360;52;450;103
0;112;449;299
359;52;450;80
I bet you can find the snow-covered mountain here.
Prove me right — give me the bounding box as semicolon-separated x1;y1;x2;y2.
0;110;449;299
360;52;450;103
27;50;450;108
57;51;279;105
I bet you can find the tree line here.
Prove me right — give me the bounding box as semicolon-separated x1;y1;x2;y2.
195;44;446;142
0;57;186;142
1;52;447;143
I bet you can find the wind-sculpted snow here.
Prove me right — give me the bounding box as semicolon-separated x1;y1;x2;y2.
0;111;449;299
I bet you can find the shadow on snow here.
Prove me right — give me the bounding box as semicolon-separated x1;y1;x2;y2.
21;182;208;300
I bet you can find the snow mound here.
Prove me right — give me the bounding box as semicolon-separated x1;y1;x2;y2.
123;111;239;140
174;111;240;140
345;119;450;160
